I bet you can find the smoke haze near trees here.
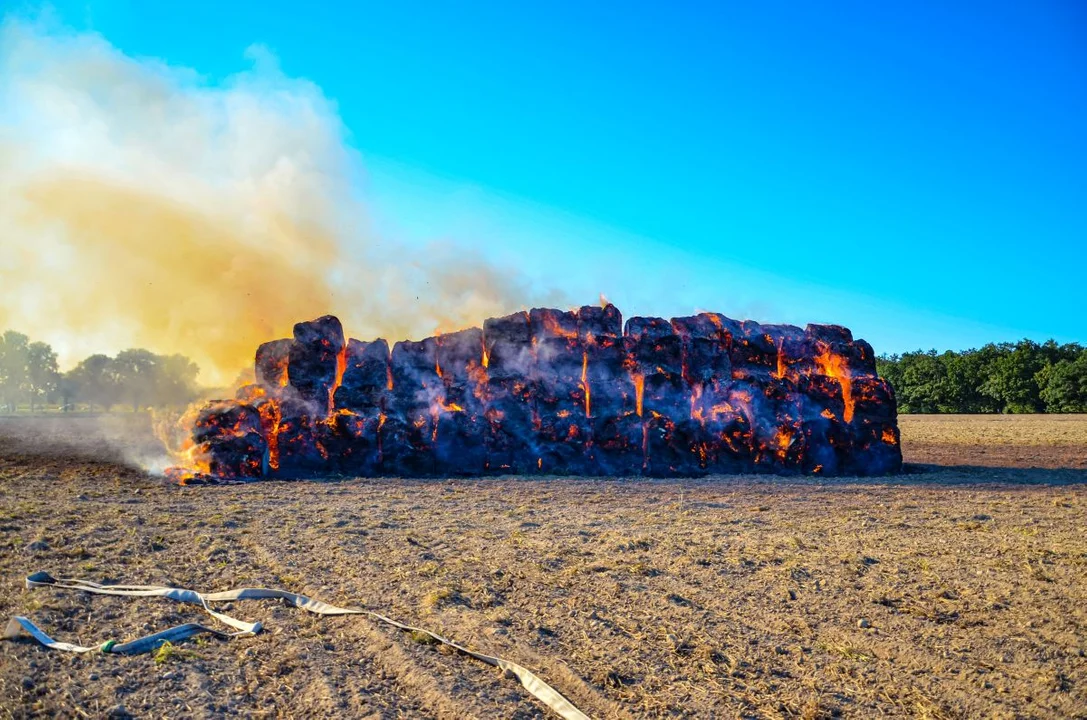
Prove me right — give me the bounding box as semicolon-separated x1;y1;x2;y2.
3;328;1083;415
0;18;561;387
1;331;201;413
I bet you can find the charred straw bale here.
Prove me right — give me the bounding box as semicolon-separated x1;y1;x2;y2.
172;303;902;483
288;316;346;410
255;339;292;390
334;339;390;413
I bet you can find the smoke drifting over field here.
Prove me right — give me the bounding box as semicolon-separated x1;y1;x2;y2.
0;19;554;385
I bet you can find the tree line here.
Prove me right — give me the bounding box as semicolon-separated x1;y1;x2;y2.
3;329;1084;415
876;340;1087;414
0;330;200;412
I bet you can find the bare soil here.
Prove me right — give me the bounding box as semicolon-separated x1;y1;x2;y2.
900;414;1087;470
0;414;1084;719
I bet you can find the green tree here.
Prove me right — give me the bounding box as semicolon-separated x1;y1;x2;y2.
940;346;1000;413
980;340;1047;413
111;349;159;411
896;351;947;413
876;354;902;396
26;341;59;412
67;354;120;411
1037;354;1087;412
0;331;30;412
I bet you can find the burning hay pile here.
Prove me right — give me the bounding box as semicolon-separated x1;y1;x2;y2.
165;305;901;483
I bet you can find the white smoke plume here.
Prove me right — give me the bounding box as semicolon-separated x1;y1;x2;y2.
0;17;558;386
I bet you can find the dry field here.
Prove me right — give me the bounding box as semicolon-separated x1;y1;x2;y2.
0;415;1084;719
899;414;1087;470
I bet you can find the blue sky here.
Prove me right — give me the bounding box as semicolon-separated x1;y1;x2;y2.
11;1;1087;353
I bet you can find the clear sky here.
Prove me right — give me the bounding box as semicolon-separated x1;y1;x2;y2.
9;1;1087;354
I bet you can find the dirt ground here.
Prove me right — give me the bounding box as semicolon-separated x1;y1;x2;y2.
899;414;1087;470
0;415;1084;719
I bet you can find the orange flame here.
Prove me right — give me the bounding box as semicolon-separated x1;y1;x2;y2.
581;351;591;418
274;354;290;388
882;428;897;445
814;343;854;423
258;401;281;471
710;402;734;416
468;361;490;404
775;427;794;462
771;336;786;380
330;344;347;413
690;383;703;424
541;311;578;340
633;373;644;417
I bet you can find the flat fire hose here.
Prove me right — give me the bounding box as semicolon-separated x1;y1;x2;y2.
4;572;590;720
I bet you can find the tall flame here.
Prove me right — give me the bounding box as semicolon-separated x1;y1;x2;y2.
258;400;282;472
773;337;786;380
581;351;591;417
331;344;347;413
814;343;854;423
690;383;704;424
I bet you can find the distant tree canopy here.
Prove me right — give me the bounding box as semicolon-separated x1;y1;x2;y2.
877;340;1087;414
2;328;1083;414
0;330;201;412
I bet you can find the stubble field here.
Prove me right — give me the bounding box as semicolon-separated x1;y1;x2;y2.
0;414;1084;718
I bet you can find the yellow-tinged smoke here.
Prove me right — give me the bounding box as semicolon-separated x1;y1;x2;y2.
0;18;551;385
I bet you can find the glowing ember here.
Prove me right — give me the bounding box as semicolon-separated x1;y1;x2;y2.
162;305;901;481
774;427;794;463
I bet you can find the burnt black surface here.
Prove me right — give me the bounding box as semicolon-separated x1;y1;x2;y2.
183;304;903;481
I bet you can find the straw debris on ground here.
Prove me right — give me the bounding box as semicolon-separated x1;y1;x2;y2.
0;414;1084;718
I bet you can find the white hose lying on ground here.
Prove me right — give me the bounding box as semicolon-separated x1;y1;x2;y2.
4;572;590;720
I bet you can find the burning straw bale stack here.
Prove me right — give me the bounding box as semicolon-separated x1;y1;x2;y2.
169;305;901;483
